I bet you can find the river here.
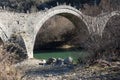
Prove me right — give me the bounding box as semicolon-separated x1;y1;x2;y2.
34;49;89;63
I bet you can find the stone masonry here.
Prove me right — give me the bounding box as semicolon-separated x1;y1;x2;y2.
0;5;120;58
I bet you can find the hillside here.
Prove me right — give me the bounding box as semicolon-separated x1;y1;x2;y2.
0;0;101;13
0;0;119;14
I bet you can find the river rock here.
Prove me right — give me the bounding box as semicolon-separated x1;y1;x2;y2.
46;58;56;65
55;58;64;66
64;57;73;65
39;59;46;65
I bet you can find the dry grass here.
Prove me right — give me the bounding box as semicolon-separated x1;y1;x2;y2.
0;43;27;80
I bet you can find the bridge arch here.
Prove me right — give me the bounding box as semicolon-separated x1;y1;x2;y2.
34;5;89;38
101;14;120;50
31;5;90;58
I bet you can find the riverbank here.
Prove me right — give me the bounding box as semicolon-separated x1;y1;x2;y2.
15;59;120;80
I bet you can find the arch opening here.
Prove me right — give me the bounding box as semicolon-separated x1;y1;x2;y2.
34;13;90;62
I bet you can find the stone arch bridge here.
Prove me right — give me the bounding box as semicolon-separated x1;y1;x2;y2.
0;5;120;58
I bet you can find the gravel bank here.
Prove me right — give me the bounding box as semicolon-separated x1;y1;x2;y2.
15;59;120;80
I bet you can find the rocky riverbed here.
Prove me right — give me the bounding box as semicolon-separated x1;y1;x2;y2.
15;59;120;80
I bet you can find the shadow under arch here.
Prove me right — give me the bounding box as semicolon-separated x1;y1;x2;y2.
101;15;120;50
33;8;90;59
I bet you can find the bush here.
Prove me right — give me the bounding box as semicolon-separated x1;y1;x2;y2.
3;42;28;63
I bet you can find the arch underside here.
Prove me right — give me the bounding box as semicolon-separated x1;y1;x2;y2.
60;13;90;45
34;7;89;36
